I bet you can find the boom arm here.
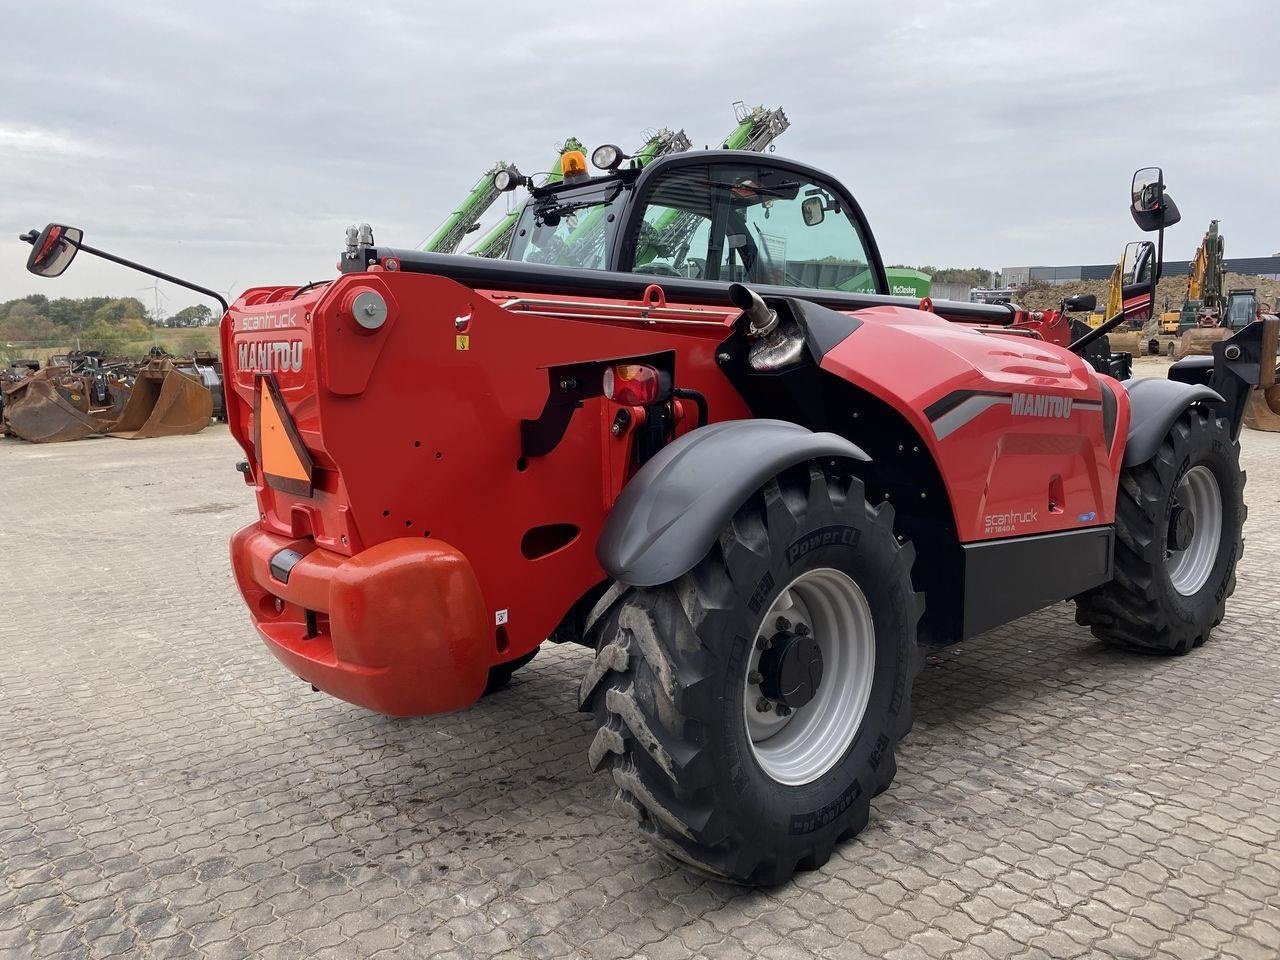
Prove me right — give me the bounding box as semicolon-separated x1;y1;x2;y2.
1199;220;1225;314
721;102;790;152
633;104;791;268
422;162;508;254
469;138;586;259
560;127;693;263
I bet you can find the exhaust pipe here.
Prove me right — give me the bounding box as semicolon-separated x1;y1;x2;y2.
730;283;805;372
729;283;778;336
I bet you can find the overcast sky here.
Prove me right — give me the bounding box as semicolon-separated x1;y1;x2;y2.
3;1;1277;311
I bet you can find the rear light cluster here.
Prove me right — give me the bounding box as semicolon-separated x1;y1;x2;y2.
603;364;665;405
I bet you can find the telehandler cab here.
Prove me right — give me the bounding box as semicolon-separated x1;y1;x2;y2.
22;153;1271;885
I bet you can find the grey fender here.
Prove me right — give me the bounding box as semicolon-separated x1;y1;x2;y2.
1122;377;1223;467
597;419;870;587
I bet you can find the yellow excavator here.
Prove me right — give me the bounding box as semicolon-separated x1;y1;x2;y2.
1173;221;1231;357
1134;220;1227;357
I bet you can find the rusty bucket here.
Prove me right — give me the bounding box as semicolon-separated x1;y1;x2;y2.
1244;320;1280;433
108;358;213;439
1;369;124;443
1175;327;1230;359
1244;387;1280;432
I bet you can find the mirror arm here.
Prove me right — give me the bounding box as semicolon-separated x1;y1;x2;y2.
1154;213;1165;286
1069;309;1130;354
74;239;230;314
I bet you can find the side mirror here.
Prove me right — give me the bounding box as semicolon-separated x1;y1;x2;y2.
1063;293;1096;313
1130;168;1181;232
801;195;825;227
23;224;83;277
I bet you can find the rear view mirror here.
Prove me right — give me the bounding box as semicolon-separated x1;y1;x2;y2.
1132;167;1162;213
1130;168;1181;232
1063;293;1096;313
23;224;83;277
801;195;825;227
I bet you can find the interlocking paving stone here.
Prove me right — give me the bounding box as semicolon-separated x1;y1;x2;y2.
3;424;1280;958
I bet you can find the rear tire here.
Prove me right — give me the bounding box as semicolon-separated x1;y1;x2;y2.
1075;406;1245;654
579;463;921;885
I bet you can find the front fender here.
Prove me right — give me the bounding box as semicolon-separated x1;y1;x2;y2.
597;419;869;587
1122;378;1223;467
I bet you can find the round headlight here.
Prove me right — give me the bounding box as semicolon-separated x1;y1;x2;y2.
494;167;521;191
591;144;624;171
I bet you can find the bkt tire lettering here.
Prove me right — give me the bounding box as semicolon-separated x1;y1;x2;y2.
238;340;303;373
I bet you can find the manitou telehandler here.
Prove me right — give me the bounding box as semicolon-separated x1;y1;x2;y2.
22;153;1272;885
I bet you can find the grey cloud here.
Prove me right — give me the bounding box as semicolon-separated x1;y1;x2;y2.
2;0;1277;308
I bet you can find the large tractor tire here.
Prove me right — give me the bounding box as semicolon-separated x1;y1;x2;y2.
1075;407;1245;654
580;464;920;885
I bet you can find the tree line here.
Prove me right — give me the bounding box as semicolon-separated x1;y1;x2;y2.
1;294;215;357
890;266;996;287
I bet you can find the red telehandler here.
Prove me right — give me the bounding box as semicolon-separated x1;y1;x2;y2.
22;152;1272;885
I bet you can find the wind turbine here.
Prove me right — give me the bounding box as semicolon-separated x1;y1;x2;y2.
138;281;168;325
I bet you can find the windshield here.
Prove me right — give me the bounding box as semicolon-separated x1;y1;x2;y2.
506;181;629;269
1227;294;1255;328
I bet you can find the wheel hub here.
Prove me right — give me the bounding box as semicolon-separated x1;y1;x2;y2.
743;568;876;786
1165;465;1223;597
1168;504;1195;552
758;630;823;709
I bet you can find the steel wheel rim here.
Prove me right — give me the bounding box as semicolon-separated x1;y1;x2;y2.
743;568;875;786
1166;464;1222;596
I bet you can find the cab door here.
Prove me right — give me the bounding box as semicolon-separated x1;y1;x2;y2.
619;157;888;295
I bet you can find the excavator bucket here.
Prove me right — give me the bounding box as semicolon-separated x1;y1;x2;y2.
108;358;212;439
1245;386;1280;432
1243;319;1280;432
1175;327;1230;359
1;369;125;443
1107;330;1144;355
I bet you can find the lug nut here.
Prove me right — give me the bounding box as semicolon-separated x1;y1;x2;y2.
748;670;763;685
794;623;810;637
774;703;791;717
776;616;791;632
756;698;772;713
756;635;772;651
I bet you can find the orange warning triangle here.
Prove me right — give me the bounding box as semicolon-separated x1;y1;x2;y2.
256;376;313;495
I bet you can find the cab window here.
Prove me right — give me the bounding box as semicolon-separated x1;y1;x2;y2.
631;168;714;279
507;181;628;270
628;162;875;292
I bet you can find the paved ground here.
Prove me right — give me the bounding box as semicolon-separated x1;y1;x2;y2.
3;423;1279;960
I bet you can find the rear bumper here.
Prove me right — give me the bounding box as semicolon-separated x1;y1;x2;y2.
230;524;489;716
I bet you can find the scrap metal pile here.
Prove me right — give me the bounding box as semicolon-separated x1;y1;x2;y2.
0;349;223;443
